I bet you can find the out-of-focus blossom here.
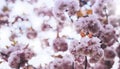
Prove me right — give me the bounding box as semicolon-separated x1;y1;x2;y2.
48;55;73;69
74;15;103;35
69;37;103;63
116;44;120;58
0;44;35;68
26;28;37;39
53;37;68;52
99;24;117;46
104;47;116;60
53;0;79;22
94;58;115;69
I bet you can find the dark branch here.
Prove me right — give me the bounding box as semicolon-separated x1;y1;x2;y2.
0;52;8;57
72;62;74;69
85;56;87;69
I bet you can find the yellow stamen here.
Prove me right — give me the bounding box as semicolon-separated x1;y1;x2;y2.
88;32;93;38
80;30;86;37
76;10;84;17
86;9;93;15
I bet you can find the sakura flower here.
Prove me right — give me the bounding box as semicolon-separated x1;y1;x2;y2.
8;51;21;68
67;0;79;16
0;44;35;68
104;47;116;60
53;37;68;52
74;15;103;35
76;37;102;56
48;55;73;69
116;44;120;58
99;58;114;69
69;37;103;63
99;24;117;46
69;39;80;54
53;0;79;22
26;28;37;39
89;48;103;63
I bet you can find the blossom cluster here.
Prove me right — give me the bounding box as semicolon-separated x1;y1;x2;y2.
0;0;120;69
0;44;35;68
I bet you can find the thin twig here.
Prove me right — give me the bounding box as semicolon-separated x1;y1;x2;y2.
85;56;87;69
17;63;21;69
104;6;108;24
69;16;73;23
72;62;74;69
0;52;8;58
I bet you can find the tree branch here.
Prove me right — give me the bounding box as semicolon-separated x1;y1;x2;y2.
85;56;87;69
